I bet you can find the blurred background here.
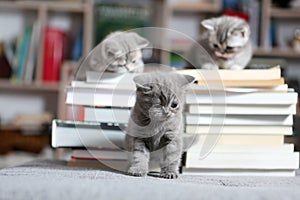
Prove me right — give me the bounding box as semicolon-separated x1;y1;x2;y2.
0;0;300;167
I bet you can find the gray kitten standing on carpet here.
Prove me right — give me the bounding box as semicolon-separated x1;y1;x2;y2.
74;31;149;80
186;16;252;70
125;73;195;179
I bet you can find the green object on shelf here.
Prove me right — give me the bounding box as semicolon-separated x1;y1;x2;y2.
94;0;151;45
170;53;185;69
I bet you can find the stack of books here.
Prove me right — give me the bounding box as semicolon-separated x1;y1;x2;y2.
52;67;299;176
178;66;299;176
52;72;137;172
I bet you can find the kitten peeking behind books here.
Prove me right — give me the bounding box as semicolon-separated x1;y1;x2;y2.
74;31;149;80
125;73;195;179
186;16;252;70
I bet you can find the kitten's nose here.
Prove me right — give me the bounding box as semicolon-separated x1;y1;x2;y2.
163;107;172;117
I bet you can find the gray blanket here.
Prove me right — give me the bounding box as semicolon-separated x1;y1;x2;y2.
0;159;300;200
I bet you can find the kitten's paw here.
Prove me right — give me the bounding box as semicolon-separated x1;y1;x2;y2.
229;64;244;70
160;171;179;179
127;166;148;177
202;63;219;70
164;132;176;141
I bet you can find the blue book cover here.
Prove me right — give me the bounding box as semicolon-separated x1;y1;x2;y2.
16;26;32;81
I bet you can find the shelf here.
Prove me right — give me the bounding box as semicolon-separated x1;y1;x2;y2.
172;2;221;13
0;79;60;92
271;8;300;18
253;47;300;58
0;1;88;12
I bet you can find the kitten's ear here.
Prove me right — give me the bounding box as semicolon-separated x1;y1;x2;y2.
104;40;124;59
133;75;152;94
231;26;250;39
129;32;149;48
201;18;215;31
175;74;196;88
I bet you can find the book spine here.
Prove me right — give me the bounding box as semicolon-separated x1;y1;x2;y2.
16;26;32;81
42;27;65;82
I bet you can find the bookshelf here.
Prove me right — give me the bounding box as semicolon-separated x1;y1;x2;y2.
0;0;93;163
271;8;300;18
253;0;300;57
253;48;300;58
0;0;93;120
166;0;300;65
0;79;60;92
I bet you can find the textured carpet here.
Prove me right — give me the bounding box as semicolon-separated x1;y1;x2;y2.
1;159;300;200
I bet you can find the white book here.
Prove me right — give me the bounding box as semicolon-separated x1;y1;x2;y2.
86;71;132;84
185;114;293;126
187;144;294;153
187;104;296;115
184;134;285;145
185;151;299;169
185;91;298;105
65;87;135;108
181;168;296;177
84;107;131;123
51;120;126;149
185;125;293;135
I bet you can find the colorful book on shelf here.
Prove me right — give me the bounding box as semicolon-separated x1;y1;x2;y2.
24;22;40;82
16;26;32;81
51;119;126;149
84;106;131;123
185;125;293;135
184;151;299;169
42;27;66;82
185;114;293;126
187;104;297;115
94;1;151;44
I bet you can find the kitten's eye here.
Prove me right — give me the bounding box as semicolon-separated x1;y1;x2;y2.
170;102;178;109
226;46;234;50
213;44;219;49
132;60;136;64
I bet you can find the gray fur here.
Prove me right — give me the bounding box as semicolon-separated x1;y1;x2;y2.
74;31;149;80
186;16;252;70
125;73;195;179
